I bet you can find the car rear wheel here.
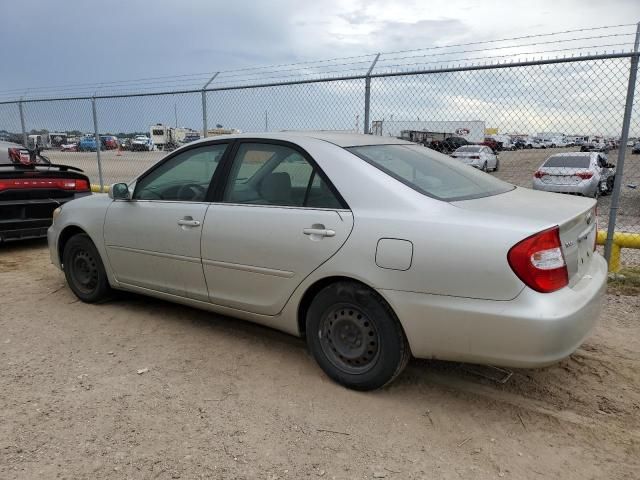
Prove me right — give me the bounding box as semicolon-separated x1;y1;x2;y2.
63;234;111;303
482;161;488;172
306;281;410;391
606;176;615;195
494;159;500;172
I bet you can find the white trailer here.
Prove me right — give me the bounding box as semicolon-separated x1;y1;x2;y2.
150;124;171;151
372;120;485;144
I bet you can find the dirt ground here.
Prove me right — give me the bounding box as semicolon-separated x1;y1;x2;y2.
1;240;639;480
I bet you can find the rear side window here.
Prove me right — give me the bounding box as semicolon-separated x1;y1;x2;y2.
223;143;344;209
348;144;513;201
543;156;591;168
456;146;481;152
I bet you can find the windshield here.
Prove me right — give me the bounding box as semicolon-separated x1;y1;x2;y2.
543;156;591;168
347;144;513;201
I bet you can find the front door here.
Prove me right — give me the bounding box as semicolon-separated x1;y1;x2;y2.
104;143;228;301
201;141;353;315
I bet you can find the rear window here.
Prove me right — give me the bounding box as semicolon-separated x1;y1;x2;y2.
543;156;591;168
347;144;513;201
455;146;481;152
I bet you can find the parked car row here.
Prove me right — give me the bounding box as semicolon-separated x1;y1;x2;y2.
447;145;616;199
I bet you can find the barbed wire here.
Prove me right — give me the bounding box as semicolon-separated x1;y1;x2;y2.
0;23;637;101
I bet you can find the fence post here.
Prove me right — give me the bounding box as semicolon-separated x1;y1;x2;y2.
91;97;104;191
604;22;640;266
201;72;219;138
364;53;380;134
18;98;27;147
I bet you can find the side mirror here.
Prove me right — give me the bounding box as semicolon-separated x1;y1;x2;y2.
109;182;131;200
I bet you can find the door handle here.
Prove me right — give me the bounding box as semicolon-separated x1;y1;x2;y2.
177;218;201;227
303;227;335;237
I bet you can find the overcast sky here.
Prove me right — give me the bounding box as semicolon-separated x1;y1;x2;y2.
0;0;638;139
1;0;638;95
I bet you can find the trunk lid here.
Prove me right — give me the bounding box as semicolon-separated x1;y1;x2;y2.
452;187;597;286
537;166;592;186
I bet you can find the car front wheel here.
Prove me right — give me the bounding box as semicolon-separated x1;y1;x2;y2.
62;234;111;303
306;281;410;391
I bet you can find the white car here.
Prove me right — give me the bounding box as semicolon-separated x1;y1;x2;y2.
451;145;499;171
48;132;606;391
131;135;153;152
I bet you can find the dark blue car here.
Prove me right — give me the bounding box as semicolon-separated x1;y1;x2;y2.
78;137;103;152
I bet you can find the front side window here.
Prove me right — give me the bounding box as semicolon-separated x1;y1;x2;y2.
223;142;343;208
348;144;513;201
134;143;227;201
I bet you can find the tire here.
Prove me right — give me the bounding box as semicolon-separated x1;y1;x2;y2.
606;176;615;195
306;281;410;391
493;159;500;172
62;234;111;303
482;161;488;172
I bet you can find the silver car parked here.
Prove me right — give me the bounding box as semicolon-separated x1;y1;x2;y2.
532;152;616;198
451;145;498;171
48;132;606;391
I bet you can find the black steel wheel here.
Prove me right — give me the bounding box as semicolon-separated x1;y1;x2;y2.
63;233;111;303
306;281;410;391
319;304;381;375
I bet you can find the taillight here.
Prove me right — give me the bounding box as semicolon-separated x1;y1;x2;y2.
507;226;568;293
0;178;90;192
576;171;593;180
534;170;545;178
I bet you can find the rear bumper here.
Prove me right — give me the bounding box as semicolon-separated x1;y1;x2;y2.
532;179;597;197
381;253;607;368
1;196;88;243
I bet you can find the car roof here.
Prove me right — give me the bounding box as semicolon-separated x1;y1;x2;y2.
186;131;413;148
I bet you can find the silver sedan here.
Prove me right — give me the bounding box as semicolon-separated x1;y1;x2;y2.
48;132;606;391
451;145;499;171
532;152;616;198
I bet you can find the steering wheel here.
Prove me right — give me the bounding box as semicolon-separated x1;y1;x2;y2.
176;183;206;201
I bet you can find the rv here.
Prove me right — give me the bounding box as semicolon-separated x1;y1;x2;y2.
150;124;172;151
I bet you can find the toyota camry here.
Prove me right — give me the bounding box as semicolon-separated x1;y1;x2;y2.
48;132;607;390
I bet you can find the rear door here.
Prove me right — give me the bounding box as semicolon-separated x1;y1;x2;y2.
104;143;228;301
201;141;353;315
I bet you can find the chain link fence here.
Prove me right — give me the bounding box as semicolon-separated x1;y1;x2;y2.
1;26;639;268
